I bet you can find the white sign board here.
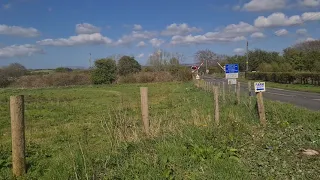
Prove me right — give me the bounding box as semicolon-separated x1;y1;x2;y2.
254;82;266;92
225;73;239;79
228;79;237;85
196;75;200;80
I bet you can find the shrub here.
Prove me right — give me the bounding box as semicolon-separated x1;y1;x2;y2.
247;72;320;85
12;72;92;88
117;72;175;84
91;58;117;84
0;70;10;88
117;56;141;76
168;66;192;82
2;63;27;78
55;67;72;72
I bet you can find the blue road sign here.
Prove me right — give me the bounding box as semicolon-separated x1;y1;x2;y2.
225;64;239;74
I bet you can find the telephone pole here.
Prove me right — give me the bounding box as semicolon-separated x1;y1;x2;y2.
246;41;249;72
89;53;92;68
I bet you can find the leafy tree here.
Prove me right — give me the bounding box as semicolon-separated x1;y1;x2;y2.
257;63;273;72
117;56;141;76
3;63;27;77
91;58;117;84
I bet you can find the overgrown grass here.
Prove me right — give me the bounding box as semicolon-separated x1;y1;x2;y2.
0;82;319;179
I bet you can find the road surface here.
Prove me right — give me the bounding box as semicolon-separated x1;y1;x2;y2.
204;77;320;111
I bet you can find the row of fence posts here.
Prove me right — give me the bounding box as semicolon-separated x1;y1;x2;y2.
8;82;265;177
194;79;266;127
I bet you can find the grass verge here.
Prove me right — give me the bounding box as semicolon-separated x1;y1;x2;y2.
0;82;319;179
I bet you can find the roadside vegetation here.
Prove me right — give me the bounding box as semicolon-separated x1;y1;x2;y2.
0;82;319;179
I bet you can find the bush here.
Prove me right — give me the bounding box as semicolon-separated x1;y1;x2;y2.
91;58;117;84
12;72;92;88
2;63;27;78
117;72;175;84
117;56;141;76
0;70;10;88
168;66;192;82
247;72;320;85
55;67;72;72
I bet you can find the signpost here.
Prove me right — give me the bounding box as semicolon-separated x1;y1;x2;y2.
254;82;266;92
228;79;237;85
225;64;239;89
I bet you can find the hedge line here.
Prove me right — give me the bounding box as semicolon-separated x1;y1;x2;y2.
247;72;320;85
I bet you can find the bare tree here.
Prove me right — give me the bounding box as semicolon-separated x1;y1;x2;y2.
147;49;185;71
292;40;320;51
194;49;220;67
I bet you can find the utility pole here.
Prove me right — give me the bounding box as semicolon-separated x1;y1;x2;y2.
245;41;249;78
246;41;249;72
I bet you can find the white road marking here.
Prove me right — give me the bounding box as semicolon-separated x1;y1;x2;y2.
313;99;320;101
266;92;294;97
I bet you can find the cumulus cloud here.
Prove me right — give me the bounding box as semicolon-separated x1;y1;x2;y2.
299;0;320;7
0;44;44;58
137;41;146;47
133;24;143;30
76;23;101;34
137;53;144;58
234;48;245;54
161;23;201;36
37;33;112;46
115;31;157;46
275;29;289;36
251;32;266;38
254;12;303;28
242;0;287;11
296;28;308;35
301;12;320;21
0;24;40;37
149;38;164;47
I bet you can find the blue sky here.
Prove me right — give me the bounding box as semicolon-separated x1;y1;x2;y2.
0;0;319;69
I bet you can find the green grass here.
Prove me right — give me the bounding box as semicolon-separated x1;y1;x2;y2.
0;82;319;179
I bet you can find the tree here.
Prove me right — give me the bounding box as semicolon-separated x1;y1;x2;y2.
147;49;184;71
55;67;72;72
194;49;219;67
3;63;27;77
91;58;117;84
117;56;141;76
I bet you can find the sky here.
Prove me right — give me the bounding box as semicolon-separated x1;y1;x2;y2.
0;0;319;69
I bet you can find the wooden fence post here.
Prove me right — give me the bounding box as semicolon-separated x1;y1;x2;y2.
10;95;26;177
140;87;150;135
222;82;225;102
248;81;252;106
256;92;266;127
237;82;241;104
214;87;220;126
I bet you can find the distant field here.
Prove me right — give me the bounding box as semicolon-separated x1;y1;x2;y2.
0;82;319;179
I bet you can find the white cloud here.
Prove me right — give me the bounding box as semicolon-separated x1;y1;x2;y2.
301;12;320;21
254;12;303;28
161;23;201;36
234;48;245;54
275;29;289;36
115;31;157;46
251;32;266;38
76;23;100;34
305;37;316;41
133;24;143;30
0;24;40;37
149;38;164;47
137;53;144;58
299;0;320;7
137;41;146;47
0;44;44;58
223;21;259;36
242;0;287;11
296;28;307;35
37;33;112;46
170;34;246;45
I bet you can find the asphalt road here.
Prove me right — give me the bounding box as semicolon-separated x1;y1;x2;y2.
204;77;320;111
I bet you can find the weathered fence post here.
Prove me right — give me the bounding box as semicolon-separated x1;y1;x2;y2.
214;86;220;126
140;87;150;135
222;82;225;102
10;95;26;177
256;92;266;127
237;82;241;104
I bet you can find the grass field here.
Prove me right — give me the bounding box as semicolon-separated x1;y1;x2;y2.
0;82;319;179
